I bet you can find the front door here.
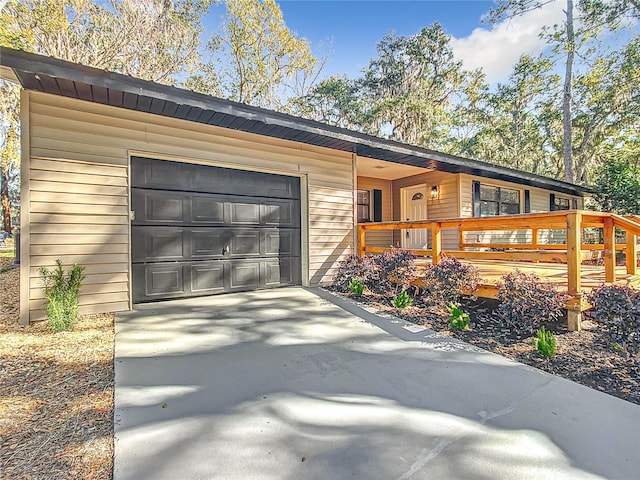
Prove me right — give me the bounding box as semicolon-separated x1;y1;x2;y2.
401;184;428;250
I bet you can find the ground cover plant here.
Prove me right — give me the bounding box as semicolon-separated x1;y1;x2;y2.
330;252;640;405
39;260;85;332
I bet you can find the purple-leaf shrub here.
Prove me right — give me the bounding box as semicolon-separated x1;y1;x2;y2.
421;255;480;311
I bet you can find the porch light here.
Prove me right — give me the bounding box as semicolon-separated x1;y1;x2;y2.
430;185;439;200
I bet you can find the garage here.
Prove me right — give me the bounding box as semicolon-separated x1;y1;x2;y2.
131;157;301;302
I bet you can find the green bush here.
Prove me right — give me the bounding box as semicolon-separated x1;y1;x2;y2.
39;260;85;332
392;289;413;309
493;270;567;335
447;303;470;330
534;327;557;358
349;279;364;296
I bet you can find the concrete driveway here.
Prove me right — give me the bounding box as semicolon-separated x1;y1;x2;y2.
114;287;640;480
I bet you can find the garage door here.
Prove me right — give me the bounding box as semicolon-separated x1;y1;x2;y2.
131;157;301;303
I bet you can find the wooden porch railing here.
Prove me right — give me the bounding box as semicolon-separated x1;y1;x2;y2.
358;210;640;328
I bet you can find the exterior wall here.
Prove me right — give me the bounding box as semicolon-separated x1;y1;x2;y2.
356;176;393;248
23;91;354;323
459;174;584;245
392;171;460;250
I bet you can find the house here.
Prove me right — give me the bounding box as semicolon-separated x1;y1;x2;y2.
0;47;589;325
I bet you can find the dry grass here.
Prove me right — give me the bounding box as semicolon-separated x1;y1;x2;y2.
0;257;114;480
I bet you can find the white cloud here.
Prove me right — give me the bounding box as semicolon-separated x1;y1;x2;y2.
451;1;566;85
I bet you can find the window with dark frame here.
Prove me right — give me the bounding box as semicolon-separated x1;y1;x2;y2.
553;197;570;210
357;189;370;222
474;183;520;217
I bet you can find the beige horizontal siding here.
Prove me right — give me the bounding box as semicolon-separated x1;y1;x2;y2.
25;91;354;321
357;176;394;248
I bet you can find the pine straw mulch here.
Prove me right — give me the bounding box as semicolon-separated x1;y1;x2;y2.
0;257;114;480
334;290;640;406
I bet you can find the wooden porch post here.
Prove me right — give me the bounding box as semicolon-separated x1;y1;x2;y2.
357;225;366;258
567;212;582;331
431;222;442;264
626;231;638;276
532;228;539;247
603;216;616;282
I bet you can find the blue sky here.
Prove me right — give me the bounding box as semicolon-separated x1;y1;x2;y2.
203;0;636;86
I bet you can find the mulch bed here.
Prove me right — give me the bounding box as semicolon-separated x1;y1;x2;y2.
0;257;114;480
332;290;640;406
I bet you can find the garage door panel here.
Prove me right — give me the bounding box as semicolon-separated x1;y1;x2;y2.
131;157;189;190
190;262;226;294
133;263;185;300
191;229;227;258
262;201;298;226
231;231;261;256
191;195;225;223
132;189;185;225
265;229;299;256
229;202;262;225
230;261;261;290
263;258;294;287
132;227;185;262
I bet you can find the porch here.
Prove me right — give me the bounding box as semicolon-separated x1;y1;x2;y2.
357;211;640;331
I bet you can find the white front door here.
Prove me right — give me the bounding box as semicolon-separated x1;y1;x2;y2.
401;184;428;250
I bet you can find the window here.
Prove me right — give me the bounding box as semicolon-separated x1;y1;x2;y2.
357;190;370;222
473;182;520;217
553;196;570;211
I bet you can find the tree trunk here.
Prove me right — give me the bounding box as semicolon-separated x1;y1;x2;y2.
1;163;12;236
563;0;575;184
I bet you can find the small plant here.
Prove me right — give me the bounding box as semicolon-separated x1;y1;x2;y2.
331;255;375;293
39;260;85;332
447;302;470;330
392;289;413;309
533;327;557;358
421;255;481;312
493;270;567;335
587;285;640;355
349;278;364;296
368;248;418;296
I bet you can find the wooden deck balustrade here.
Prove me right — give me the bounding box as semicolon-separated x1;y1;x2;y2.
357;210;640;331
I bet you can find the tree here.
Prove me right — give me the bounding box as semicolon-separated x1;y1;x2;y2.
0;81;20;235
202;0;317;109
591;150;640;215
456;55;561;175
290;75;366;130
358;23;479;149
488;0;580;183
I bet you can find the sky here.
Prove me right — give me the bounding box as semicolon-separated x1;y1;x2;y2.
203;0;571;86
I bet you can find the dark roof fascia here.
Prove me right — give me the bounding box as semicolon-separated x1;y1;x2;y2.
0;47;589;197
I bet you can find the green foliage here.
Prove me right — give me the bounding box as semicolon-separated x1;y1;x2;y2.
447;302;470;330
591;155;640;215
392;289;413;309
331;255;375;293
494;270;567;335
422;255;480;311
534;326;557;358
587;285;640;355
39;260;85;332
349;279;364;296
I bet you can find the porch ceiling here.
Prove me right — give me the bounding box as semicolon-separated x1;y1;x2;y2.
357;157;432;180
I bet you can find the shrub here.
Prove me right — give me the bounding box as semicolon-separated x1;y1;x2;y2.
493;270;567;335
349;279;364;296
392;289;413;309
421;255;480;311
331;255;375;293
534;327;557;357
586;285;640;355
447;303;470;330
367;248;418;296
39;260;85;332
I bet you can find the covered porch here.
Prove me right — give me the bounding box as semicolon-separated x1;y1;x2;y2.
357;211;640;331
